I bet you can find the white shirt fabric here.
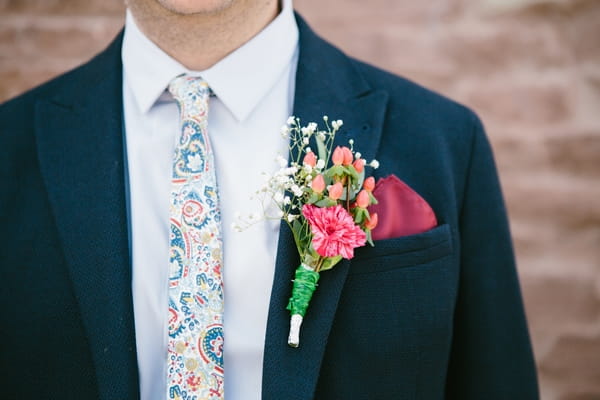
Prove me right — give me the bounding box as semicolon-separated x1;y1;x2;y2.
121;2;299;398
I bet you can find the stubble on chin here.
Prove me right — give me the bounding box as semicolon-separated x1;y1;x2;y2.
153;0;237;16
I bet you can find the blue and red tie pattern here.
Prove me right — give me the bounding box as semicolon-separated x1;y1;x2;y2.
167;76;224;400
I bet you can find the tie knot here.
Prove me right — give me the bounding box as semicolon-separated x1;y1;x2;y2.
169;75;211;120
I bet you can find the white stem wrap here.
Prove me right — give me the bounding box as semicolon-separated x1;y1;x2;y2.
287;314;304;347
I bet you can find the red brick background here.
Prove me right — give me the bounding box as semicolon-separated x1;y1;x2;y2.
1;0;599;398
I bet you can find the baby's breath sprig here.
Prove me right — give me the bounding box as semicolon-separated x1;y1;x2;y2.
235;116;380;249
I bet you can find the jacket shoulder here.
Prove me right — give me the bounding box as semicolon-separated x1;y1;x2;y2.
0;31;123;177
0;31;123;123
1;70;76;123
352;58;480;129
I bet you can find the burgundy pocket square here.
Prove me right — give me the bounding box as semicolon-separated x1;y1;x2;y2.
368;175;437;240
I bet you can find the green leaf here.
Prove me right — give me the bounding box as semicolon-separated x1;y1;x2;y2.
355;169;366;190
323;173;334;185
315;198;337;208
353;208;368;224
291;219;312;254
290;219;303;247
366;230;374;247
343;165;359;181
338;167;361;201
307;193;321;204
291;219;302;236
286;222;301;259
369;192;378;205
316;133;328;164
319;255;343;272
302;251;320;270
324;165;345;179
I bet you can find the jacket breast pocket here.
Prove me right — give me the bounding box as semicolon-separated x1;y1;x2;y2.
349;223;453;274
324;224;457;396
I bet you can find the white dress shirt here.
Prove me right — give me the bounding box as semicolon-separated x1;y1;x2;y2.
121;2;298;398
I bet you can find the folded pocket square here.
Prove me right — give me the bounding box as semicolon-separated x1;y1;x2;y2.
368;175;437;240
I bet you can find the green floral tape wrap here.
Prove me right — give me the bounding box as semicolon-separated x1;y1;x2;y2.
286;265;320;317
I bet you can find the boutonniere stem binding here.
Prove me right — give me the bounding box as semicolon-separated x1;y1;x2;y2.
235;116;380;347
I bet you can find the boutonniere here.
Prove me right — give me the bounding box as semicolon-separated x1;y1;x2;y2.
235;116;380;347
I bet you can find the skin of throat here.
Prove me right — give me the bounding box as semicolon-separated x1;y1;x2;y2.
125;0;280;70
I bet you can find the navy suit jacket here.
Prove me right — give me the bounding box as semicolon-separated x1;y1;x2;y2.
0;15;538;400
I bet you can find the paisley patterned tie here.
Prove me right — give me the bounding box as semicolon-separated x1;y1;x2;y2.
166;76;225;400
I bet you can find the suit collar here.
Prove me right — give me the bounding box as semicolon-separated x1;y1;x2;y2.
262;14;389;400
35;32;140;400
122;0;298;122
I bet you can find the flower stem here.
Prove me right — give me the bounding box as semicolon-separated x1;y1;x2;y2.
315;257;325;273
345;184;350;211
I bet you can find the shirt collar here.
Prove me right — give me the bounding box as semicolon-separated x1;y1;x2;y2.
122;0;299;121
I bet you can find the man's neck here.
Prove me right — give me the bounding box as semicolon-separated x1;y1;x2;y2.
127;0;280;71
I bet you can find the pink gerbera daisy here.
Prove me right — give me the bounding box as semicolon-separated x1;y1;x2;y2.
302;204;366;259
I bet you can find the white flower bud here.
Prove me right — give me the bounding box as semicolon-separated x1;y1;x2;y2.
276;155;288;167
274;192;284;203
291;184;303;197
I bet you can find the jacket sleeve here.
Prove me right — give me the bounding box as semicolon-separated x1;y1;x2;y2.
445;113;539;398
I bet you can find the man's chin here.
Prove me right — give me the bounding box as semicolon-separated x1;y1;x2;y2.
155;0;236;16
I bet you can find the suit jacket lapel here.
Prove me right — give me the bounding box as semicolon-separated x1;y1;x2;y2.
262;15;389;399
35;33;139;400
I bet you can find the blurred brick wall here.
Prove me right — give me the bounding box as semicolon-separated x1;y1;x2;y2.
1;0;599;398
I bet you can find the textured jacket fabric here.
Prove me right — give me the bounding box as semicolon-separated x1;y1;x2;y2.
0;15;538;400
